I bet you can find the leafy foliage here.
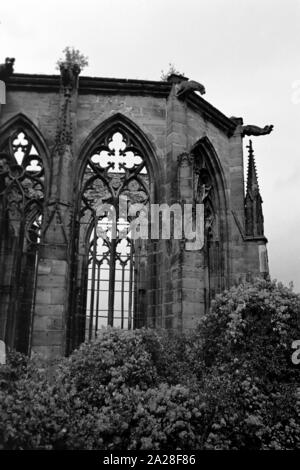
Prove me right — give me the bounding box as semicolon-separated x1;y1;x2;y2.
0;279;299;449
56;46;89;71
160;63;185;81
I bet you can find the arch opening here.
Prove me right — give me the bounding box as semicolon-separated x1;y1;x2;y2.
191;137;230;308
0;116;48;353
69;116;157;350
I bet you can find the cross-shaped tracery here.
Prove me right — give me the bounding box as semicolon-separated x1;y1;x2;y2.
80;128;150;338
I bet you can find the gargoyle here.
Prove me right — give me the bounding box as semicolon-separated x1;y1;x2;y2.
175;79;206;98
0;58;15;81
241;124;274;137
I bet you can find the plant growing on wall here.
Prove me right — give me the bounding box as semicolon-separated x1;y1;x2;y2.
56;47;89;71
160;63;185;81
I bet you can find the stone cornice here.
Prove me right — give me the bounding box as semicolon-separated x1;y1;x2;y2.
6;73;172;96
6;73;60;92
186;93;237;137
6;73;237;136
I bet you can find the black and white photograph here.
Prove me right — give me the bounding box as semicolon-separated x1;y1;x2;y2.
0;0;299;456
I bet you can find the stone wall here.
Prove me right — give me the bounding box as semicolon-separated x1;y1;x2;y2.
0;73;268;358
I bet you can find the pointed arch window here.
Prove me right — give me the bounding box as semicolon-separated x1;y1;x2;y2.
191;140;227;307
76;127;150;341
0;126;45;353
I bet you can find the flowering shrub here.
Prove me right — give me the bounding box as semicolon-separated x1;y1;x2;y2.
0;350;28;392
0;279;299;449
196;278;300;449
199;279;300;380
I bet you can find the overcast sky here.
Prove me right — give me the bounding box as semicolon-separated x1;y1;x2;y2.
1;0;299;290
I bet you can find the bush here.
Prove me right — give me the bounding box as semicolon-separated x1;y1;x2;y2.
196;278;300;449
0;350;28;392
198;279;300;385
0;279;299;450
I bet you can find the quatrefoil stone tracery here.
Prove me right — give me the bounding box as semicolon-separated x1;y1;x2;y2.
90;132;146;174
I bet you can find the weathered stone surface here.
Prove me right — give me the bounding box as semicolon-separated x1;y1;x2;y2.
0;72;269;358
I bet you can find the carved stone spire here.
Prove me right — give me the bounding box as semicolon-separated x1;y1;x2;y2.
245;140;264;237
246;140;260;194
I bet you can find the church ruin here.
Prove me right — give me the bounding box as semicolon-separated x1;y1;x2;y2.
0;59;270;359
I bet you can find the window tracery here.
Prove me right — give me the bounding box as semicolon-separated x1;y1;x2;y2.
78;129;150;339
0;127;45;352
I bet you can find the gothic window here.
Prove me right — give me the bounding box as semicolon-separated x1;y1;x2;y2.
192;144;223;307
76;129;150;341
0;127;45;352
2;129;44;243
